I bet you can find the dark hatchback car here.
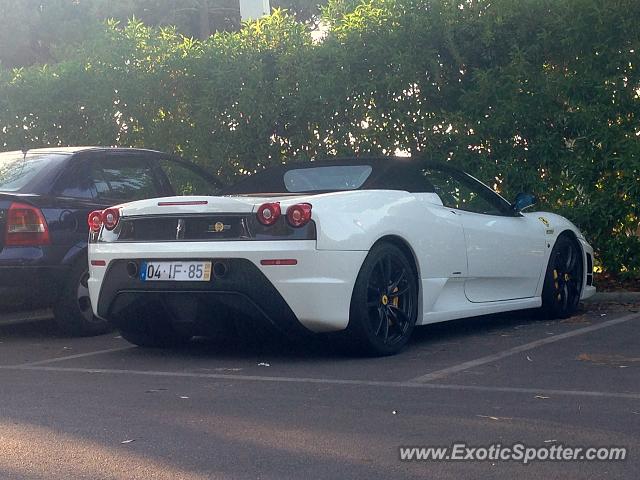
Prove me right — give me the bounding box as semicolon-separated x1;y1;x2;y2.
0;147;219;335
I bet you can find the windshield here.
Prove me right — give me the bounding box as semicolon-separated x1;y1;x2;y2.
0;152;67;192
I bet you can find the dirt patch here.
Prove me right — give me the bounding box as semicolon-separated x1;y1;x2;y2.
594;273;640;292
560;314;592;325
584;302;640;314
577;353;640;367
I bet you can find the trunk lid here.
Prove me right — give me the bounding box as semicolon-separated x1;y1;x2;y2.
118;194;314;217
113;194;318;242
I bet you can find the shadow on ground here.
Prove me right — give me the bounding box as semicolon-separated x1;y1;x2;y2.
0;304;595;361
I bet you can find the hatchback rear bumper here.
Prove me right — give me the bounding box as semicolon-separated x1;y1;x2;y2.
0;265;68;312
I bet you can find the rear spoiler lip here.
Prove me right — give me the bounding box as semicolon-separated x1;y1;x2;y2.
0;192;39;197
0;192;43;208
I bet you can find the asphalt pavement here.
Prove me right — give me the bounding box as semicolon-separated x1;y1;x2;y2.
0;303;638;479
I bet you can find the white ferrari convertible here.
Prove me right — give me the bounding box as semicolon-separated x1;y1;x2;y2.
87;158;595;355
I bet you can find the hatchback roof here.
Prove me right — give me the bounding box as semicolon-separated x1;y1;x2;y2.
7;146;165;156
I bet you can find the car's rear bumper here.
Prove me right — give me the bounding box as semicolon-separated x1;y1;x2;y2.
89;241;367;333
0;244;81;314
0;265;68;312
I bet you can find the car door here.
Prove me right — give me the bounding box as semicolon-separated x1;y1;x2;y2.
154;157;220;196
424;167;546;302
53;152;165;250
87;153;164;205
51;155;111;253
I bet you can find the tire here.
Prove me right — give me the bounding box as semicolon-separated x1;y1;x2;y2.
54;259;111;336
116;300;192;348
344;243;418;356
118;326;191;348
540;235;584;319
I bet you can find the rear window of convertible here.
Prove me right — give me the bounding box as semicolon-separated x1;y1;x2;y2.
283;166;373;192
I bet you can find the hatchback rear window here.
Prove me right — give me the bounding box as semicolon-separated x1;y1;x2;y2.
0;152;67;192
90;156;160;202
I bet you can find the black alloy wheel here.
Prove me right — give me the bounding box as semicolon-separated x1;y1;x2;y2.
346;243;418;356
541;235;584;319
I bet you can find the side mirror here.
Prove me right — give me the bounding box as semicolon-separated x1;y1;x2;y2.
512;192;536;213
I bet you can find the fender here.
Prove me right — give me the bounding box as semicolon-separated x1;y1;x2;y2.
526;211;593;298
61;242;88;267
310;189;468;283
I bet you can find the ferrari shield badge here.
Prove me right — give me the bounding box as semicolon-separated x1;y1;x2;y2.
538;216;554;234
208;221;229;233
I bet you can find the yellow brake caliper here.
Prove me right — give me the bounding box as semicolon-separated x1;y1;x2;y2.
554;269;561;301
381;288;401;325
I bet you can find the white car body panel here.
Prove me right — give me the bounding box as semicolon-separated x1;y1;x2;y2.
89;188;596;334
456;209;547;302
89;240;366;332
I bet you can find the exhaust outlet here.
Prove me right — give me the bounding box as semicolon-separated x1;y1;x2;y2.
213;261;228;278
126;261;139;279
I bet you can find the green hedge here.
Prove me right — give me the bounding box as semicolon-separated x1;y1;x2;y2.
1;0;638;276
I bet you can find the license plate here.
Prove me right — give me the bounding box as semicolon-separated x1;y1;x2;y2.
140;261;212;282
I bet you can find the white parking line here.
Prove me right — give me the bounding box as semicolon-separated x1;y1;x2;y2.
16;346;133;367
1;313;636;401
409;312;639;383
0;364;638;400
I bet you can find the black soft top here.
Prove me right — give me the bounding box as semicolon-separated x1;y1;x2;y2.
223;157;462;195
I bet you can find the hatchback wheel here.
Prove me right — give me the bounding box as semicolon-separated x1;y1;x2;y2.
54;260;111;336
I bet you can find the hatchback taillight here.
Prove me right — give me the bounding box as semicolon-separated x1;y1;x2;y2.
5;202;51;246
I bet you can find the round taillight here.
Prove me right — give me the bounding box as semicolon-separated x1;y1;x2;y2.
286;203;312;227
256;202;281;226
88;210;103;232
102;208;120;231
